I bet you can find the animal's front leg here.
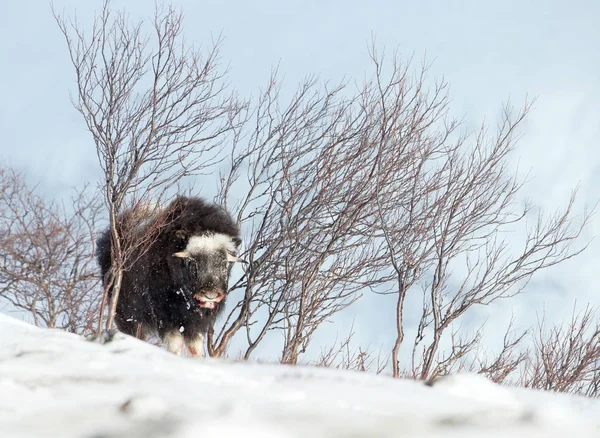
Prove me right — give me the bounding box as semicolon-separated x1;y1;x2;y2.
186;333;205;358
163;330;185;355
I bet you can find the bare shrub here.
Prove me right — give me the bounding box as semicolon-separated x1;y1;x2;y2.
0;166;101;335
312;322;389;373
517;304;600;396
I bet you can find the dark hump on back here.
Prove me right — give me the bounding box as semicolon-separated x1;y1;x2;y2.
95;203;159;279
163;196;240;239
96;228;112;280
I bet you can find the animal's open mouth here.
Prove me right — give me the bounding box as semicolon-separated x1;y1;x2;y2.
193;293;224;309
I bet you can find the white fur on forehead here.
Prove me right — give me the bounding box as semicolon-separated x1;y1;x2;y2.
185;233;237;255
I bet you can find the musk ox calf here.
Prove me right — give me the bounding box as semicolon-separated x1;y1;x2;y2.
96;196;242;357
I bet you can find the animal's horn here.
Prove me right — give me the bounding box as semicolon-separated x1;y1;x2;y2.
227;253;240;263
227;253;248;264
173;251;190;258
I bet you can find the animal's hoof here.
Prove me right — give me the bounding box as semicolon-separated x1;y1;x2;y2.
86;329;119;344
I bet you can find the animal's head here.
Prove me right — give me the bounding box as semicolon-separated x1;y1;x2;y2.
168;232;243;311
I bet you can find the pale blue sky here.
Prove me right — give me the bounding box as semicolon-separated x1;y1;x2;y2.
1;0;599;361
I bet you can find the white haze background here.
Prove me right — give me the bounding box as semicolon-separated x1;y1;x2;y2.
0;0;599;362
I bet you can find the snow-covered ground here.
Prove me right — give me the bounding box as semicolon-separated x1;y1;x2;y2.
1;313;599;438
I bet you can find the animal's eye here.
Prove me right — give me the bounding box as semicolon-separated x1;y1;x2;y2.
183;257;196;266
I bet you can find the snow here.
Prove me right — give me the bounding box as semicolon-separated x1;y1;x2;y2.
1;313;600;437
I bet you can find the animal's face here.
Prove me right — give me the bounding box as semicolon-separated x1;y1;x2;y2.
170;233;242;310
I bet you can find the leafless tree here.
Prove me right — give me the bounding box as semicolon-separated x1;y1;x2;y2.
53;0;244;331
390;118;591;381
208;69;396;362
357;45;593;379
0;166;101;335
209;43;591;370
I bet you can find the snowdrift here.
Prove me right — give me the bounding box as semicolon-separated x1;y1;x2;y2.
1;313;599;438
